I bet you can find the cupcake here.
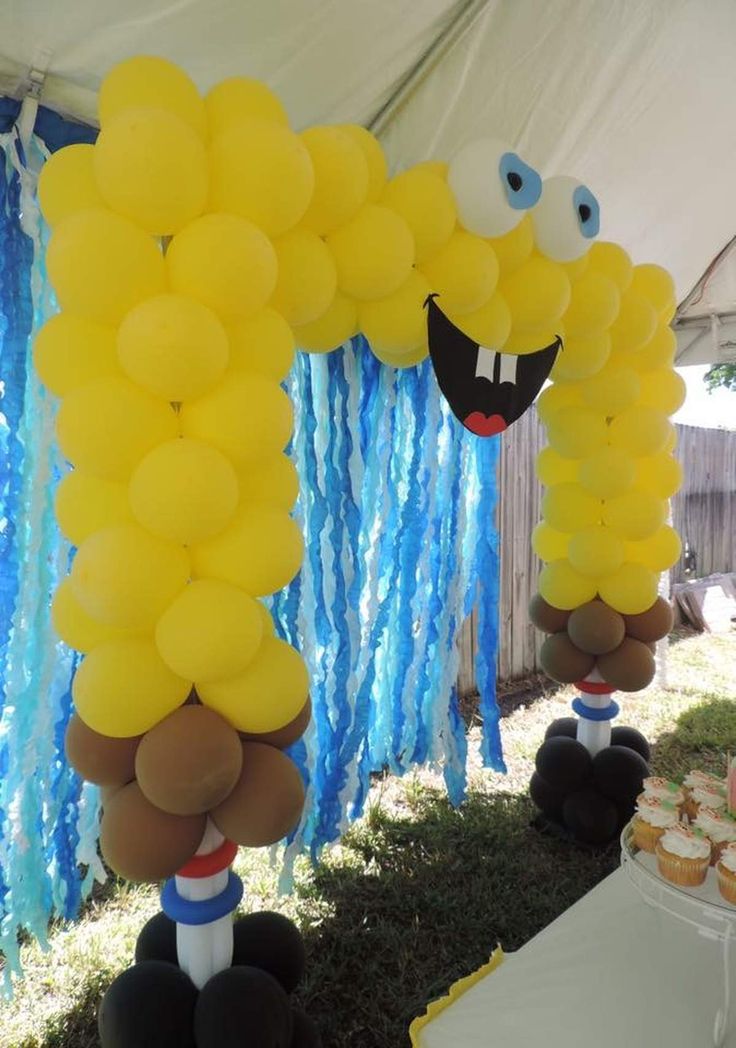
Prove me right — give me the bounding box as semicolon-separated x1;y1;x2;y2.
716;842;736;905
632;795;680;853
683;770;726;801
655;824;710;887
683;782;727;822
641;777;685;812
694;807;736;865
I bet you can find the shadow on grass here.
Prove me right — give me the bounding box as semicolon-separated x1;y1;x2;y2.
649;695;736;782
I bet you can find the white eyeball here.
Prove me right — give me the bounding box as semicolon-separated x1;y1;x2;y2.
447;137;542;238
532;176;600;262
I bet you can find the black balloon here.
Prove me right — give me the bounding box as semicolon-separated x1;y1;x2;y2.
535;736;592;792
290;1008;322;1047
610;725;651;761
562;788;619;845
592;745;649;803
98;961;197;1048
529;771;567;821
233;912;306;994
194;966;292;1048
135;912;177;966
544;717;578;741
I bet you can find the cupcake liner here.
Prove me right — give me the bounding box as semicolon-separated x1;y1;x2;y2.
655;841;709;887
632;816;666;854
717;864;736;906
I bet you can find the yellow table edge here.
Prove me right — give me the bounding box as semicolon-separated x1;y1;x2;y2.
409;947;505;1046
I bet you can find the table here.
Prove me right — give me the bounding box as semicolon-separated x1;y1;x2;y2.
411;868;734;1047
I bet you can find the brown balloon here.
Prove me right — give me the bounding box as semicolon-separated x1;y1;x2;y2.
567;601;626;656
529;593;571;634
239;696;312;750
597;637;656;692
65;713;140;788
100;781;206;882
540;632;595;684
211;742;305;848
623;597;674;643
135;706;243;816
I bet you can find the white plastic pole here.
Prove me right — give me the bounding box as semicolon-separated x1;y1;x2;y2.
575;669;614;757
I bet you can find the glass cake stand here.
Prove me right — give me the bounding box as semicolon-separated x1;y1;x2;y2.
621;822;736;1046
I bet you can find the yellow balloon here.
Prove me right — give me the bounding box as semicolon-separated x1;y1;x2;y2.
579;446;635;500
71;523;190;630
359;271;431;354
293;293;359;353
46;209;166;325
532;522;570;561
663;426;677;454
608;406;671;457
155;579;263;683
73;637;191;738
299;126;369;235
239;454;299;510
167;213;277;322
381;167;456;263
197;637;309;733
602;490;665;540
587;241;633;293
52;578;138;653
562;271;620;338
270;229;337;326
501;257;571;332
371;343;429;369
535;447;579;486
117;293;229;402
257;601;276;636
636;324;676;371
421;231;498;315
535;383;583;424
208;118;314;237
568;525;624;577
56;377;179;481
598;562;658;615
340;125;387;202
542;483;601;533
546;406;607;459
550;332;610;382
205;77;289;136
581;364;640;416
637;368;687;415
609;290;658;353
180;373;292;468
660;297;677;325
34;314;120;397
98;56;206;139
626;525;682;572
228;308;295;382
447;293;511;349
130;438;239;544
635;452;683;499
94;108;208;236
55;471;134;546
539;560;598;610
191;504;303;597
486;214;534;276
38;144;104;226
328;204;414;301
630;264;675;314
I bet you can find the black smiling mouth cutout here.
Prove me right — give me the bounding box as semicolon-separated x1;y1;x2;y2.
425;294;562;437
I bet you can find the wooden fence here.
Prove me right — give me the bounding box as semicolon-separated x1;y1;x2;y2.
457;416;736;694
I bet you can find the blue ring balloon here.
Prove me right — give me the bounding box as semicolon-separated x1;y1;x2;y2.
572;697;619;722
161;870;244;926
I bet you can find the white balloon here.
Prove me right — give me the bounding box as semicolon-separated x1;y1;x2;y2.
447;137;542;238
532;175;600;262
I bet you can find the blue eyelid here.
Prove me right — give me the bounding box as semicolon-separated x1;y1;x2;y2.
498;152;542;211
573;185;600;238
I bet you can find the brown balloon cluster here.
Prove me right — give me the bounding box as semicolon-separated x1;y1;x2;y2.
66;695;310;882
530;593;674;692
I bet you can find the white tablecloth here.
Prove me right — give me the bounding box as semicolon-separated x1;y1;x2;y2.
416;868;732;1047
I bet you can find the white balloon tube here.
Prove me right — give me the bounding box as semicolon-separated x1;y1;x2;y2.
575;669;615;757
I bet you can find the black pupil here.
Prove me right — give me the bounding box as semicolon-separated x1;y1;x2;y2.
578;204;592;223
506;172;523;192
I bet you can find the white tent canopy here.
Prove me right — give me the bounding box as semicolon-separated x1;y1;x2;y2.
4;0;736;363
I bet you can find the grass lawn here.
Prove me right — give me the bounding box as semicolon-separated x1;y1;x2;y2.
1;629;735;1048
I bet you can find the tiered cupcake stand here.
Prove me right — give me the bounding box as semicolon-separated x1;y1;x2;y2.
621;822;736;1047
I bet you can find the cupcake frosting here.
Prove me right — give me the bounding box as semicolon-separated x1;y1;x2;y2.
636;795;679;828
691;784;727;810
684;771;726;794
695;808;736;843
642;777;684;805
720;843;736;875
659;824;711;861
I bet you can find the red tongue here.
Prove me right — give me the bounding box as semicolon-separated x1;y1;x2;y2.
463;412;507;437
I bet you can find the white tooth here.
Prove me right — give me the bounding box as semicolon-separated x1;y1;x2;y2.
475;346;496;380
499;353;518;384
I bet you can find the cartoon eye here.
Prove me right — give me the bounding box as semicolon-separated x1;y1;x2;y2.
447;137;542;238
532;176;601;262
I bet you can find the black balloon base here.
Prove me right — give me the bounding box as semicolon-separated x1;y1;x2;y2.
99;912;321;1048
530;719;651;846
